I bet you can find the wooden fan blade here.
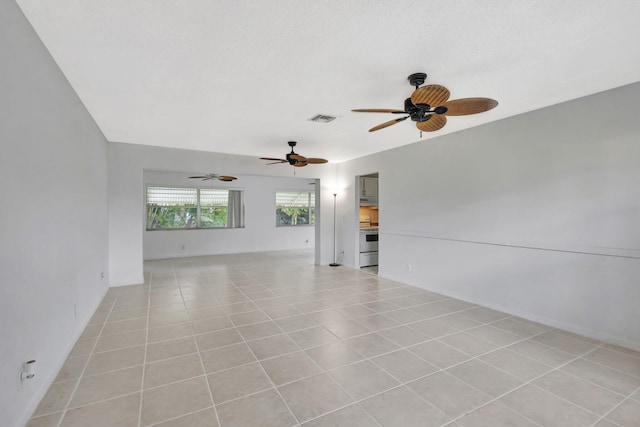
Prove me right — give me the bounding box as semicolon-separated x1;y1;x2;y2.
189;175;209;179
290;154;307;162
416;114;447;132
306;158;328;164
260;157;287;162
218;176;237;181
439;98;498;116
369;116;409;132
293;161;308;167
410;85;450;107
352;109;406;113
266;161;285;165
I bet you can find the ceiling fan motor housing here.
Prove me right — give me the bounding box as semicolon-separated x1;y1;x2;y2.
404;98;448;122
286;153;297;165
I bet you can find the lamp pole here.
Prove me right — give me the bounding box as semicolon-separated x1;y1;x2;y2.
330;193;340;267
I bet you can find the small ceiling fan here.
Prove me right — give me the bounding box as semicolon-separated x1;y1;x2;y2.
352;72;498;133
188;173;237;182
260;141;328;168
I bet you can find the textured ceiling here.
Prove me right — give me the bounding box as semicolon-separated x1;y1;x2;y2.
15;0;640;163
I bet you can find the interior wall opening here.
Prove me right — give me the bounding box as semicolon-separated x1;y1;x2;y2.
357;172;379;274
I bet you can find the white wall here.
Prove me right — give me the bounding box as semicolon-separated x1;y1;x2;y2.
0;2;110;426
143;170;315;259
337;83;640;349
109;143;338;285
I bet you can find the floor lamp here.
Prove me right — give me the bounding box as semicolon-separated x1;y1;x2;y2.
330;193;340;267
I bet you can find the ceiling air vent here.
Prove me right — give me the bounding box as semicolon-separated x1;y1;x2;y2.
308;114;337;123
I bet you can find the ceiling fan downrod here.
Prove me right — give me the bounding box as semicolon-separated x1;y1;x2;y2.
408;72;427;89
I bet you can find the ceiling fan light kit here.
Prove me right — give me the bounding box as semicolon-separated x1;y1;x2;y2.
352;72;498;134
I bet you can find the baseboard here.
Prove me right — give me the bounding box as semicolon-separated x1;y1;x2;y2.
380;272;640;352
109;276;145;287
144;246;314;261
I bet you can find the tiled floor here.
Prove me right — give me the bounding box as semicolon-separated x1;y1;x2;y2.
28;250;640;427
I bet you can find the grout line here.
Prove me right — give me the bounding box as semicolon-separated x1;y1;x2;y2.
182;264;223;427
546;360;637;400
333;328;563;426
34;390;143;418
288;316;606;426
136;271;152;427
225;276;306;427
73;362;148;381
591;384;640;427
145;406;216;426
440;341;608;426
597;344;640;362
205;288;486;424
570;353;640;382
592;406;625;427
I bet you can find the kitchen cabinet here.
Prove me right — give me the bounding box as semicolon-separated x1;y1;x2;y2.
359;251;379;267
360;177;378;198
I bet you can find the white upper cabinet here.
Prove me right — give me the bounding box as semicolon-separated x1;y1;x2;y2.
360;177;378;198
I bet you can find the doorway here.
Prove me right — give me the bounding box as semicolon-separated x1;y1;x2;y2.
357;173;379;274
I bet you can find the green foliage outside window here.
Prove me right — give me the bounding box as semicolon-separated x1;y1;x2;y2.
147;206;198;229
276;192;315;226
146;187;238;230
200;207;228;228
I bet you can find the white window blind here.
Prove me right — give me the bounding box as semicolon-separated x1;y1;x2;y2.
200;189;229;206
147;187;197;205
276;192;315;207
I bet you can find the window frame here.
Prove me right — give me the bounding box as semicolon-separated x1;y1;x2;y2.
145;185;243;231
275;190;316;227
199;187;234;229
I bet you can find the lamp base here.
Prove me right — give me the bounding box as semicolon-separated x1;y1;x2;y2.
329;263;341;267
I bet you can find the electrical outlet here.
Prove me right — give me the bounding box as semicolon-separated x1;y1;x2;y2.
100;272;105;280
406;264;412;272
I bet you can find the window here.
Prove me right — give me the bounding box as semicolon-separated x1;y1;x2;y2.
276;191;315;226
199;188;231;228
146;186;244;230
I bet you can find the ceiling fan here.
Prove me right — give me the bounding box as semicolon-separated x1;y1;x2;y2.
260;141;328;168
352;72;498;133
188;173;237;182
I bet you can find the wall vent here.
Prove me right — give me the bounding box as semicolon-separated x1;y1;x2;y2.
308;114;337;123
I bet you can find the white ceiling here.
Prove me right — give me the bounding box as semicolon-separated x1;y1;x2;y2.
15;0;640;163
